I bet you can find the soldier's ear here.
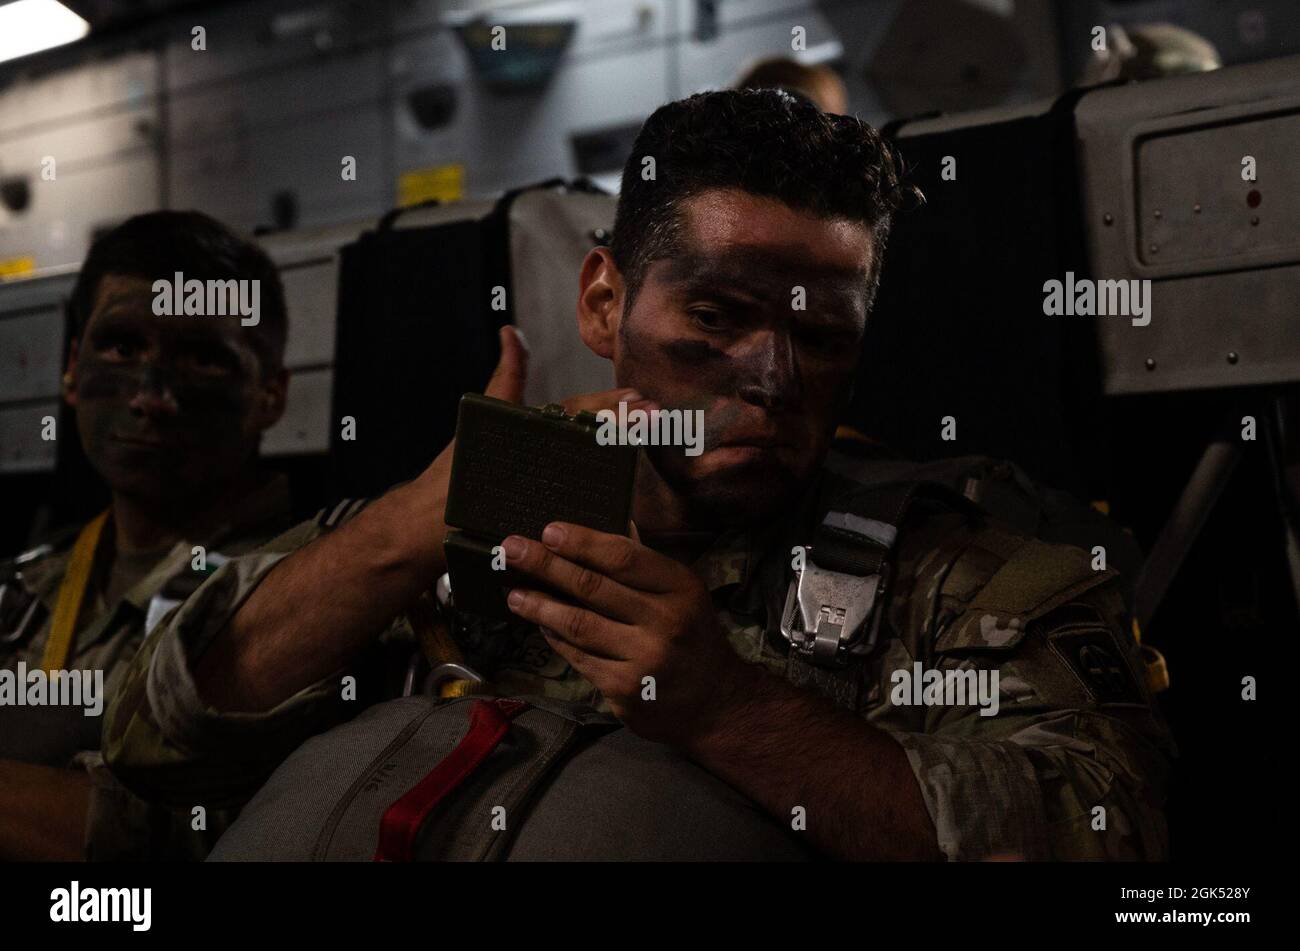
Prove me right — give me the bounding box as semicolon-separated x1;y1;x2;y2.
252;366;289;432
576;246;622;360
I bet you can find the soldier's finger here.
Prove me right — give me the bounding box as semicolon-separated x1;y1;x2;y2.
538;521;678;593
483;325;529;404
502;535;645;623
539;628;622;690
559;387;645;416
505;588;632;660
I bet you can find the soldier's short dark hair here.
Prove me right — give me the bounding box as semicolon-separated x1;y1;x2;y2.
610;88;918;313
68;210;288;378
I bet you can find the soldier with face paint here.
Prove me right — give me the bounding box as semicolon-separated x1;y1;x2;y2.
106;92;1173;862
0;211;296;860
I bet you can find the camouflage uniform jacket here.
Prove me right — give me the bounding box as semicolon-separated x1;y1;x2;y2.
104;454;1175;860
0;474;293;860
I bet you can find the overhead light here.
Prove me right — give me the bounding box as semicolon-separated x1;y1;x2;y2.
0;0;90;66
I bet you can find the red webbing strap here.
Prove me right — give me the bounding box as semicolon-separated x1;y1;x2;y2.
374;698;528;862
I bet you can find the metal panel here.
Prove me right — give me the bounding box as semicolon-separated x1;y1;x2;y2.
0;52;156;137
426;0;672;58
262;366;333;456
1135;106;1300;270
0;50;161;268
162;0;387;92
391;2;673;198
1;151;162;270
711;0;816;27
167;48;387;232
1105;266;1300;394
0;271;76;314
161;0;388;233
0;273;75;414
0;308;65;402
0;401;60;473
0;108;157;171
1075;54;1300;395
167;47;384;134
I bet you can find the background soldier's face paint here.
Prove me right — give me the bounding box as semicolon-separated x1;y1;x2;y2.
615;189;872;527
70;274;269;506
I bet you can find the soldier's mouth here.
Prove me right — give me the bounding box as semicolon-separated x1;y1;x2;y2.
718;435;784;449
110;432;181;451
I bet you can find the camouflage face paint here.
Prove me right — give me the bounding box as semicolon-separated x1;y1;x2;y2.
624;247;863;426
76;356;257;498
76;358;250;436
73;275;266;503
611;196;875;529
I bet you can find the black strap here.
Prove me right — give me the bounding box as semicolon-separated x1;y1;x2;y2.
811;480;980;575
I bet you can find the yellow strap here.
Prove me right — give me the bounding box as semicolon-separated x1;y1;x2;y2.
40;510;110;672
832;424;871;444
1141;645;1171;693
440;679;480;699
1131;617;1171;693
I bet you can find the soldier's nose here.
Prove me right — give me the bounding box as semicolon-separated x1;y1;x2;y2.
736;329;800;411
128;369;180;418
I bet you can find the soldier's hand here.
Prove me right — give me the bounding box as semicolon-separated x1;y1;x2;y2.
500;521;751;746
482;324;530;404
479;322;643;414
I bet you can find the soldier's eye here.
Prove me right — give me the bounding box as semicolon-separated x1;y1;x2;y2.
689;308;730;331
96;334;143;362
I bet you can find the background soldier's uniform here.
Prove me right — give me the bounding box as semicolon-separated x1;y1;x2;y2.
104;455;1175;861
0;475;293;860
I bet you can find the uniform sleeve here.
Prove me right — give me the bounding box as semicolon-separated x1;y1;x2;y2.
73;750;238;861
890;536;1174;862
102;505;395;812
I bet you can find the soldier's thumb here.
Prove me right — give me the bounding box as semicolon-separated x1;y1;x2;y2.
484;326;529;404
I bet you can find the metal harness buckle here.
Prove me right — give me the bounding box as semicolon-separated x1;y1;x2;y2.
779;512;895;668
401;573;485;697
0;580;46;647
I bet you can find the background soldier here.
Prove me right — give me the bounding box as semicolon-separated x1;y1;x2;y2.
0;211;294;860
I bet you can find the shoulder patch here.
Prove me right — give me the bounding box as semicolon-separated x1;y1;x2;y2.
1044;612;1145;705
936;537;1116;653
